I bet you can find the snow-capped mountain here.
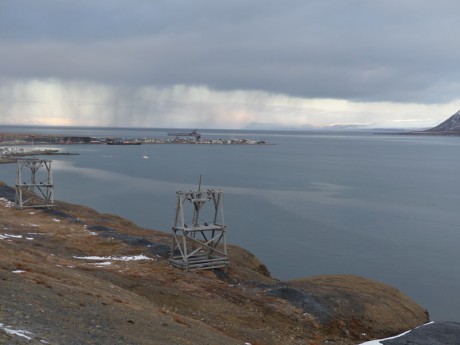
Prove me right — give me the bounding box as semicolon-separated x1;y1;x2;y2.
426;110;460;133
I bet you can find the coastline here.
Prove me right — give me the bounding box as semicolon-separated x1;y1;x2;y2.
0;131;268;146
0;182;433;344
0;129;268;164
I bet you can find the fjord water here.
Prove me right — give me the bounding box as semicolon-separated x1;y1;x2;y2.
1;128;459;322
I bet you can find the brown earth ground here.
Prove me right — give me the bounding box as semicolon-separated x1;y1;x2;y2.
0;182;429;345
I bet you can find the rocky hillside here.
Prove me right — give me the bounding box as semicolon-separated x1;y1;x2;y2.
0;182;430;345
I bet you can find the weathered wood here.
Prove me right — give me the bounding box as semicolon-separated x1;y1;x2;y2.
15;159;54;209
170;186;229;271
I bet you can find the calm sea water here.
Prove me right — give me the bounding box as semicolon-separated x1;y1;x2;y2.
1;126;459;322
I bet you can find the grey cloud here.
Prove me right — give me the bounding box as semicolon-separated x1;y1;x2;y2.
1;0;460;104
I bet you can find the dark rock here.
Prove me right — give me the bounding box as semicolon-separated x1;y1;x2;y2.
0;184;16;202
87;225;113;232
42;209;83;224
145;243;171;258
266;286;333;323
87;225;171;257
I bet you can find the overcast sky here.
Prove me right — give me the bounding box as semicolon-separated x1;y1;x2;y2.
1;0;459;129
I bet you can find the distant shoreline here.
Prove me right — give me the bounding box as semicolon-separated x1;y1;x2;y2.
404;131;460;136
0;131;268;146
375;130;460;136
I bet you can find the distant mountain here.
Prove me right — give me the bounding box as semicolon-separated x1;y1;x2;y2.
423;109;460;135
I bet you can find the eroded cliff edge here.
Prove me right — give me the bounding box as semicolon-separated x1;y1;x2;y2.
0;183;429;345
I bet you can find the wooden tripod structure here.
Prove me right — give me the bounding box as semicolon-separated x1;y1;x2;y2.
170;182;229;271
15;159;54;209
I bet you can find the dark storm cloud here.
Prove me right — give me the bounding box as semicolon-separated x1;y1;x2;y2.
1;0;459;103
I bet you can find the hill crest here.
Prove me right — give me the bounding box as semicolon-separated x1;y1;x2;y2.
0;182;430;344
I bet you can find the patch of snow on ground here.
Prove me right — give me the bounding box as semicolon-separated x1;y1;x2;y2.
73;254;153;261
0;197;15;208
0;234;23;240
52;218;60;222
359;329;411;345
93;261;113;266
360;334;406;344
12;270;25;274
359;322;434;344
0;323;34;340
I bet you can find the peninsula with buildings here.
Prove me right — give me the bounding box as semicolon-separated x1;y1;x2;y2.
0;129;267;163
0;129;267;146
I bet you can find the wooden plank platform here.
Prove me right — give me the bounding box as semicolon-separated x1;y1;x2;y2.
170;254;230;270
172;224;225;232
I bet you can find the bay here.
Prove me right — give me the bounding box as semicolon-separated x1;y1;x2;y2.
1;126;459;322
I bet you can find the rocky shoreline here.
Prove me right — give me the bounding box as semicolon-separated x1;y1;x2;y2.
0;182;457;344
